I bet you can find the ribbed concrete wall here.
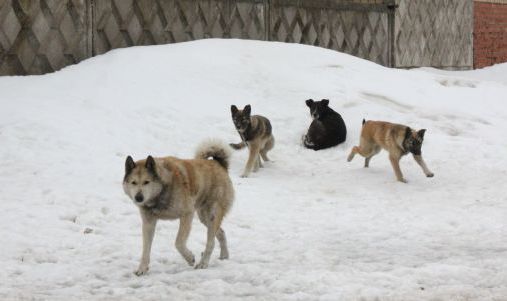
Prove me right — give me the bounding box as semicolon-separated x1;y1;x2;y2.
0;0;477;75
394;0;473;70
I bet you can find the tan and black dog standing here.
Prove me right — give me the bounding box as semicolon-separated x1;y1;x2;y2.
347;119;434;183
123;140;234;275
230;104;274;178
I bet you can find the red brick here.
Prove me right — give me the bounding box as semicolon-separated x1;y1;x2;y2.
474;1;507;68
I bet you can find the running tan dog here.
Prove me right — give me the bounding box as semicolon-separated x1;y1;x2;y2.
347;119;434;183
230;104;274;178
123;140;234;275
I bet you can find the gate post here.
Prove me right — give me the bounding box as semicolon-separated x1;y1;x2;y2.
386;0;398;68
86;0;95;58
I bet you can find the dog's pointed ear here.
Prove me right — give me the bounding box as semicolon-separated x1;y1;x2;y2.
405;127;412;139
231;105;238;115
305;99;314;107
145;155;156;174
322;99;329;106
125;156;136;175
417;129;426;139
244;104;251;116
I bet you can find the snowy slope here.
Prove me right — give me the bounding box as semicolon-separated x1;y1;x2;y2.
418;64;507;85
0;39;506;301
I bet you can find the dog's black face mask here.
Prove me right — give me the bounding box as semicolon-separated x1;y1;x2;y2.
403;128;426;155
231;104;251;133
305;99;330;120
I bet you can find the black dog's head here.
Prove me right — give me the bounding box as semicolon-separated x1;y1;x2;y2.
231;104;251;133
403;127;426;155
305;99;331;120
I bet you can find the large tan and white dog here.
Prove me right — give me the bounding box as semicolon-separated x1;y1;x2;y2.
123;140;234;275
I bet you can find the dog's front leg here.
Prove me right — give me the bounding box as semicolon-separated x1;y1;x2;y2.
253;154;262;172
241;145;260;178
413;154;434;178
389;154;407;183
135;214;157;276
175;213;195;266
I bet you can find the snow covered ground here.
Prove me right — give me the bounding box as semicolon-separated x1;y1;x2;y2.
0;39;506;301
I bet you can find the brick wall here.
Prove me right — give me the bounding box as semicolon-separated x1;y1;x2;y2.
474;0;507;68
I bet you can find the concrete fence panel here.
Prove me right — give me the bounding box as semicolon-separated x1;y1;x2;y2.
394;0;473;70
0;0;90;75
0;0;474;75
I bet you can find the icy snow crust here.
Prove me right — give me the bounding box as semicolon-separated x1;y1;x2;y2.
0;39;506;300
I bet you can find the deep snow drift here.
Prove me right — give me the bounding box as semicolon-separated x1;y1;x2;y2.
0;39;506;301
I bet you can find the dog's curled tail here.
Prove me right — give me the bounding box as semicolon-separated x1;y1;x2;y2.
195;139;232;170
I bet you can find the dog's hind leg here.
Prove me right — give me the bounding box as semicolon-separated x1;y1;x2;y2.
364;146;381;168
175;213;195;266
348;142;374;162
198;209;228;260
261;136;274;161
364;156;372;167
347;146;357;161
216;228;229;260
413;154;434;178
260;150;270;162
195;207;224;269
135;214;157;276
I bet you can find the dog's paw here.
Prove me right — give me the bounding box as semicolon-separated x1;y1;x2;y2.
185;254;195;266
347;154;354;162
426;172;434;178
134;265;149;276
240;173;249;178
219;253;229;260
398;178;408;183
194;261;208;269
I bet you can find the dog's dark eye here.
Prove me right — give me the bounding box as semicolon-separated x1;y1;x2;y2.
131;181;137;185
143;181;150;185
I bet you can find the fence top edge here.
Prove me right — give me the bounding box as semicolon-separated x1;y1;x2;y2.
270;0;392;12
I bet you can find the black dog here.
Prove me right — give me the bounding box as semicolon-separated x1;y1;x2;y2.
302;99;347;150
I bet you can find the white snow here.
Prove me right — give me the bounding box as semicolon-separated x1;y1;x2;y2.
418;64;507;85
0;39;506;301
